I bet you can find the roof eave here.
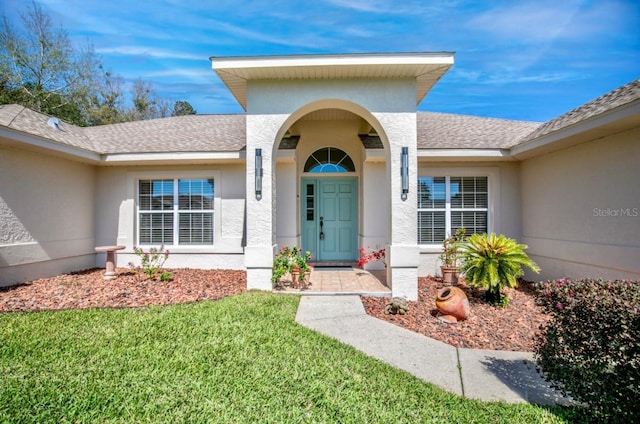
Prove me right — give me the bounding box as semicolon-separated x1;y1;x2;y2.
101;151;247;165
211;52;455;110
511;100;640;160
0;127;101;164
418;148;515;161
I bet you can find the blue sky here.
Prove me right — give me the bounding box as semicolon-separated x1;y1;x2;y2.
4;0;639;122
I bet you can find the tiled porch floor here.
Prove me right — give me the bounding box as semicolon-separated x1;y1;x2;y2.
274;266;390;297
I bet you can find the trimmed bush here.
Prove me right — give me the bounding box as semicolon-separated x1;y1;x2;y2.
535;278;640;422
460;233;539;306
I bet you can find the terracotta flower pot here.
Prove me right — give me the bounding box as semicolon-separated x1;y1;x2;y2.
440;265;459;285
435;286;470;323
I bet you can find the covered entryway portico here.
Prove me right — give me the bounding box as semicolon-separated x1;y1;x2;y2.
211;53;453;300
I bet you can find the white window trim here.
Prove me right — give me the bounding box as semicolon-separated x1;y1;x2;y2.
126;170;222;253
417;166;499;253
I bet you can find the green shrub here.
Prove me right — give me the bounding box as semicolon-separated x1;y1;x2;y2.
128;245;171;281
460;233;539;305
271;245;312;284
535;278;640;422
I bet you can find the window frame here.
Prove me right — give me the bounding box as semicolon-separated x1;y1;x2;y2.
127;170;221;251
417;167;498;250
303;147;356;173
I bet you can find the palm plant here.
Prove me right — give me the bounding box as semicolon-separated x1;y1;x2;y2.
460;233;540;305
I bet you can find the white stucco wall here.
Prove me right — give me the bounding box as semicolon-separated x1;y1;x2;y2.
95;164;246;271
361;160;390;270
275;159;297;248
0;146;96;286
416;161;522;277
276;118;367;249
246;78;420;297
520;127;640;281
248;79;416;115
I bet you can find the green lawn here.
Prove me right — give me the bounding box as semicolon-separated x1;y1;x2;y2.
1;291;581;423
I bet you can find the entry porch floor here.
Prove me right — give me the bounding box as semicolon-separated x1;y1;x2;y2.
274;266;390;297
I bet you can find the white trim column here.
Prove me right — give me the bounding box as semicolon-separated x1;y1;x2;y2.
378;112;420;300
245;114;288;290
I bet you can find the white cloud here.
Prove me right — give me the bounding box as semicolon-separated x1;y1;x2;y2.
206;19;331;49
324;0;392;13
145;68;214;79
96;46;204;61
450;67;580;85
467;0;630;44
323;0;459;15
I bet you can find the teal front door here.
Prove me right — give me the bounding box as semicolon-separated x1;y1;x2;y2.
302;178;358;262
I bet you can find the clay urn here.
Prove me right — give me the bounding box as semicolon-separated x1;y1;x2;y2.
435;286;470;323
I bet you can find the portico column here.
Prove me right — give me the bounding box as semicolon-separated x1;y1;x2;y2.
380;113;420;300
244;115;285;290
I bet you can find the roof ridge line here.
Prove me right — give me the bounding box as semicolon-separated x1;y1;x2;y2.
6;104;26;127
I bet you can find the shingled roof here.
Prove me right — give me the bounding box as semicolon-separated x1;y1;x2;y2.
2;78;637;157
0;104;247;154
84;114;246;153
517;78;640;145
417;111;540;149
0;104;98;152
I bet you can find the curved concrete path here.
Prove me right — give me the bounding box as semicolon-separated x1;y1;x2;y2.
295;295;572;406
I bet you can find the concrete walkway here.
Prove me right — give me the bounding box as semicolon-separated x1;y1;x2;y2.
295;295;572;406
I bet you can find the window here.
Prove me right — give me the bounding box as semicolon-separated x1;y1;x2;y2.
418;176;488;244
304;147;355;173
138;178;214;245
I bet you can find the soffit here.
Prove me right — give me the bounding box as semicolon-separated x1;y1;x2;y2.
211;52;454;110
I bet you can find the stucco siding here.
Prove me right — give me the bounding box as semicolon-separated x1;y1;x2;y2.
0;146;96;286
95;164;246;271
520;127;640;281
275;160;297;248
361;161;389;270
416;161;521;277
277;118;382;251
247;79;416;115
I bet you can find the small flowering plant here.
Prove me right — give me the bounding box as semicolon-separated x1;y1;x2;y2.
441;227;466;267
357;246;386;268
272;246;312;284
128;245;172;281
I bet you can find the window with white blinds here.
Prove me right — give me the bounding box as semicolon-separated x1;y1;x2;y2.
418;176;488;244
138;178;214;245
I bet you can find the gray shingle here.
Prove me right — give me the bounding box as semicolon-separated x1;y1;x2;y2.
0;104;23;126
417;112;541;149
84;114;246;153
0;104;97;151
4;78;637;156
517;78;640;145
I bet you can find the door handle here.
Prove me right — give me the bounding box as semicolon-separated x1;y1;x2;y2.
319;216;324;240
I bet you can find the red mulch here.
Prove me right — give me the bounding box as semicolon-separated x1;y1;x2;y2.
0;268;245;312
362;277;550;352
0;269;547;352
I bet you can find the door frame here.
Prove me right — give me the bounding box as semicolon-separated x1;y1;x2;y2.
301;176;358;262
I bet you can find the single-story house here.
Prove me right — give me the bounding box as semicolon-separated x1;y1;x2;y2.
1;52;638;300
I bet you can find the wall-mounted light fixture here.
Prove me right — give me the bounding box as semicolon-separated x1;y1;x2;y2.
255;148;263;199
401;146;409;198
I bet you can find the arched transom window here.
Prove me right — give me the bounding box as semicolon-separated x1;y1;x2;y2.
304;147;355;173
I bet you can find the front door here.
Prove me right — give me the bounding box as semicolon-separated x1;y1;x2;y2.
302;178;357;262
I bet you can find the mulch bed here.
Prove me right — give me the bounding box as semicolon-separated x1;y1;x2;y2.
362;277;550;352
1;269;547;352
0;268;245;312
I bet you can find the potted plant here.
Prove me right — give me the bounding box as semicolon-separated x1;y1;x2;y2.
291;248;312;288
440;228;466;285
271;246;312;289
459;232;540;306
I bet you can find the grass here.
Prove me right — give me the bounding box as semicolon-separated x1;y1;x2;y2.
0;291;582;423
